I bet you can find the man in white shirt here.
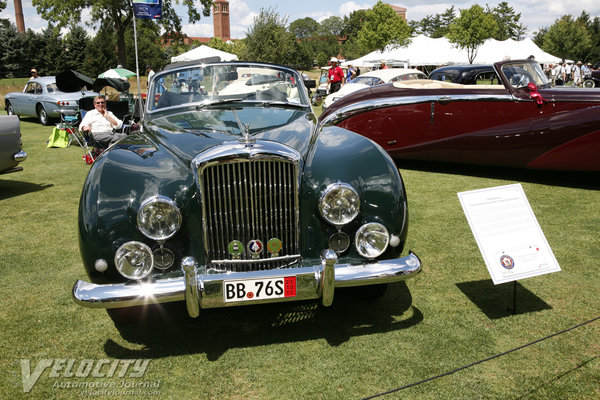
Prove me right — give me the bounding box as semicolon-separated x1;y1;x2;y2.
79;95;124;145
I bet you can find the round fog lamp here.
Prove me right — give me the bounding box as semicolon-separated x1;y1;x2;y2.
137;195;182;241
329;231;350;253
355;223;389;259
114;241;154;280
319;183;360;226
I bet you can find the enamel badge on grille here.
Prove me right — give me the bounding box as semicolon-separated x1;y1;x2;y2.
228;240;244;259
267;238;282;257
247;240;263;259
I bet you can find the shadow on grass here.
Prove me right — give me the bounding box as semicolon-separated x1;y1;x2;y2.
395;160;600;190
0;179;53;200
456;279;552;319
103;282;422;360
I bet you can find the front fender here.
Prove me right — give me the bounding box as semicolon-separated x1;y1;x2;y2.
301;126;408;263
78;135;198;282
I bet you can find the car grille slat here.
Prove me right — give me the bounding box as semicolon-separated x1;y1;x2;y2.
200;157;300;272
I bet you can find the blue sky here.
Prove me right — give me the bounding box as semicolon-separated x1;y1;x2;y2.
2;0;600;38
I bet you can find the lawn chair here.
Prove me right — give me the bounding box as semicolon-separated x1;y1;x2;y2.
57;109;95;164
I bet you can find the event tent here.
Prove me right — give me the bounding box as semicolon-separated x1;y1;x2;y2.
170;45;238;63
342;35;562;68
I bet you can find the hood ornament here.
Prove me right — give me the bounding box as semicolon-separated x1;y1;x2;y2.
232;109;255;146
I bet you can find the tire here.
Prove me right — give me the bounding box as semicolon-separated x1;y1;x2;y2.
583;79;595;88
37;105;51;125
6;101;15;116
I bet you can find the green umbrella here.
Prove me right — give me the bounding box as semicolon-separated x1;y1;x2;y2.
98;68;137;79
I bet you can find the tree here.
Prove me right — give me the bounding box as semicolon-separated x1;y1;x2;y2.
238;7;297;65
0;22;25;78
319;16;344;37
447;5;498;63
125;19;166;72
357;1;411;53
63;26;91;72
414;6;456;38
289;17;319;40
32;0;213;66
542;15;592;62
41;24;66;75
340;9;371;60
82;26;118;78
488;2;527;40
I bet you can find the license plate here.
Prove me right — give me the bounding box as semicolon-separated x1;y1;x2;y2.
223;276;296;302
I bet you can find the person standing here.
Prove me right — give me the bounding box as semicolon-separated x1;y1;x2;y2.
573;61;582;86
327;57;345;93
146;65;155;87
346;64;356;83
30;69;38;80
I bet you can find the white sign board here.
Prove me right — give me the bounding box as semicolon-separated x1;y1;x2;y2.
458;184;561;285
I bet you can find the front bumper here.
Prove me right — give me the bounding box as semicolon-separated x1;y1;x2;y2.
72;251;421;318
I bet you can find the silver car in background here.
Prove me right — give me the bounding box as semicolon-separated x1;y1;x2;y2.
0;115;27;174
4;77;95;125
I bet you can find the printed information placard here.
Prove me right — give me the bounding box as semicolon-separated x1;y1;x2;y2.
458;183;561;284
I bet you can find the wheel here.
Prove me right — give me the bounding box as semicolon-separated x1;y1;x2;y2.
583;79;595;88
37;105;51;125
6;101;15;116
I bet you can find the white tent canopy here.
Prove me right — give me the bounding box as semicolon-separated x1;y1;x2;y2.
343;35;562;68
170;45;238;63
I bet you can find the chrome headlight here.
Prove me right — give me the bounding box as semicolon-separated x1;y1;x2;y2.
114;241;154;280
319;182;360;226
355;223;389;259
137;195;182;241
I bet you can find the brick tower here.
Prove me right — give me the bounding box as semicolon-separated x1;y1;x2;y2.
213;0;231;41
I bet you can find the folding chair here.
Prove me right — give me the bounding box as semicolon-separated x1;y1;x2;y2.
57;109;95;164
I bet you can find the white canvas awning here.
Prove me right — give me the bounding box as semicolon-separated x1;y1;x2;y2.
170;45;238;63
350;35;562;67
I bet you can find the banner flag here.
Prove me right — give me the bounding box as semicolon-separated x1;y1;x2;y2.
133;0;162;19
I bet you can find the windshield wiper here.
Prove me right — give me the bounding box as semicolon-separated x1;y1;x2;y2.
256;100;307;109
196;98;244;109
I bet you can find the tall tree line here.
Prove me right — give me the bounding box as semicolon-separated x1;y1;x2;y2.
0;19;168;79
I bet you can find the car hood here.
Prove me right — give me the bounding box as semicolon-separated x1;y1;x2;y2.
324;83;369;107
142;107;316;164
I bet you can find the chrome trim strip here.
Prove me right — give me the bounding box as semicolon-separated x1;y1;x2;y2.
211;254;301;265
319;93;514;127
72;252;422;316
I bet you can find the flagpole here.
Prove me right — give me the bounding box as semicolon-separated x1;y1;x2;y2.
131;1;143;120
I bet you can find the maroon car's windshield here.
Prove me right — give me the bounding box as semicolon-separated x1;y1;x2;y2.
501;61;550;89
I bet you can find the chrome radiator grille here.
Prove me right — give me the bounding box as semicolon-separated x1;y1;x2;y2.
199;158;300;272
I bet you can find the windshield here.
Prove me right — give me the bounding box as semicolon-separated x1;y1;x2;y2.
502;61;550;89
148;63;309;112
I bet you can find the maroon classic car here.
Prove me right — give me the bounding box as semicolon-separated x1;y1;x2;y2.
319;59;600;171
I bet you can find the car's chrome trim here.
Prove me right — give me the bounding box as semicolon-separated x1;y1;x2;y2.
13;150;27;163
72;252;421;317
319;94;514;126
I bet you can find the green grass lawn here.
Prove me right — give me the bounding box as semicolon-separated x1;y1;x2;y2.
0;112;598;399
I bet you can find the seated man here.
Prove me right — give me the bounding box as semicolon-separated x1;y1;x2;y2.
79;95;124;145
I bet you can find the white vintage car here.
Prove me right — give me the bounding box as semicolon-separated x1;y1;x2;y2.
323;68;427;109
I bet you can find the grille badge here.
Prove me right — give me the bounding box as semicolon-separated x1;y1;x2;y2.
247;240;264;259
228;240;244;259
267;238;282;257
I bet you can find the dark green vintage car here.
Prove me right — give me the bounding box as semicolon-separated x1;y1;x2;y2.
72;61;421;319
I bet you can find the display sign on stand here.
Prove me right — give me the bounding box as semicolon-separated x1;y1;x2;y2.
458;184;561;313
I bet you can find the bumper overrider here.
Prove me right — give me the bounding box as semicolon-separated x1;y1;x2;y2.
72;250;421;318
